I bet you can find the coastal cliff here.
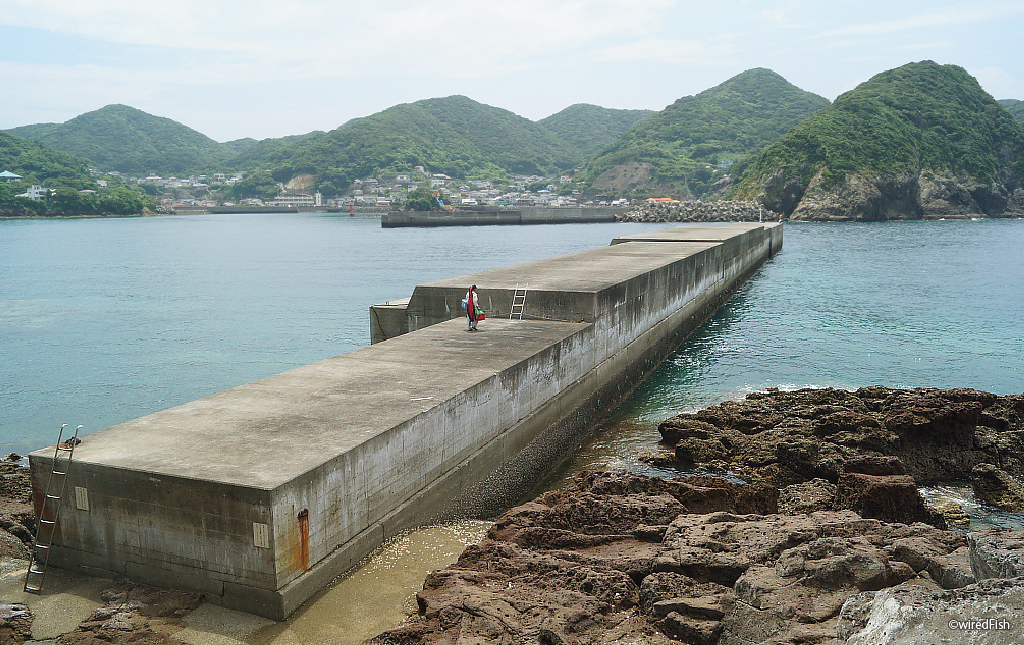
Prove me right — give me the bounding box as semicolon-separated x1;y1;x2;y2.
773;169;1024;221
370;387;1024;645
734;61;1024;220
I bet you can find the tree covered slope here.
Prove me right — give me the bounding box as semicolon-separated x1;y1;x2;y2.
999;99;1024;127
581;68;830;197
0;131;95;188
537;104;654;161
256;95;581;193
6;104;233;175
734;61;1024;220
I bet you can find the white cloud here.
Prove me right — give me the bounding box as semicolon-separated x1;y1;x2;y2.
969;66;1024;99
594;38;712;64
818;1;1024;37
2;0;675;77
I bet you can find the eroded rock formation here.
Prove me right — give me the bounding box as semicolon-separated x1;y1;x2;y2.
369;470;1024;645
656;386;1024;522
779;170;1024;221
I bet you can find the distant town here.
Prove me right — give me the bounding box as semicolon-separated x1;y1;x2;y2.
107;165;631;210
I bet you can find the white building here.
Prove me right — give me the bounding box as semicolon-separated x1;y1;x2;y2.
19;185;46;201
270;194;315;208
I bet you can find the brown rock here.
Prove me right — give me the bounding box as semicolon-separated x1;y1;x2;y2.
372;473;977;645
655;387;1024;487
777;478;837;514
836;473;946;528
842;455;906;475
0;603;32;644
971;463;1024;511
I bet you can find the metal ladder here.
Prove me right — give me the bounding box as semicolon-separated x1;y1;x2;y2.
510;283;528;320
24;424;81;594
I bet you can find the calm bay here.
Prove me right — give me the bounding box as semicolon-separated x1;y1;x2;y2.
2;213;1023;643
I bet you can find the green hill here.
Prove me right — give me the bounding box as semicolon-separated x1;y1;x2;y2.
257;95;580;194
5;104;232;175
734;61;1024;220
999;99;1024;126
0;131;94;188
0;132;157;215
581;68;830;198
537;104;654;161
222;131;325;170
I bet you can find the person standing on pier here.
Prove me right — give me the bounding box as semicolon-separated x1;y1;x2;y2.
465;285;481;331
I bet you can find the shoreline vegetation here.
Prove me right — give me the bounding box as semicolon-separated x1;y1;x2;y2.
2;386;1022;644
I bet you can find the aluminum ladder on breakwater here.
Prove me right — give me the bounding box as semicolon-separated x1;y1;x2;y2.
24;424;81;594
510;284;528;320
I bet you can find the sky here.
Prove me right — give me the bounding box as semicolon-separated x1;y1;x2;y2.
2;0;1023;142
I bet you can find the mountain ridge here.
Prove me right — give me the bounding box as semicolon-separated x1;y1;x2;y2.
580;67;831;198
734;61;1024;220
6;104;234;175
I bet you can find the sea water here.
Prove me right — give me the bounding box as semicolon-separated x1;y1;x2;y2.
0;214;668;454
3;214;1023;643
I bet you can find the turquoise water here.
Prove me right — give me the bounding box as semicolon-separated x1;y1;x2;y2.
2;215;1022;460
0;214;667;454
550;218;1024;528
619;218;1024;425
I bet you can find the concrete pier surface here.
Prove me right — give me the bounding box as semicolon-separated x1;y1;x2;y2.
30;222;781;620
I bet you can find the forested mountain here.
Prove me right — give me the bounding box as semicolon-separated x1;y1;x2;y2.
5;104;234;175
581;68;830;198
222;132;325;169
256;95;579;195
537;104;654;160
0;131;157;215
999;99;1024;126
0;131;95;188
734;61;1024;220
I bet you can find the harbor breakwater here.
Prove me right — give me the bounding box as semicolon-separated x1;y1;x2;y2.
29;223;781;620
381;206;629;227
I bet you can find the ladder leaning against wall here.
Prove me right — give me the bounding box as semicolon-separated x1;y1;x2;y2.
510;284;528;320
24;424;82;594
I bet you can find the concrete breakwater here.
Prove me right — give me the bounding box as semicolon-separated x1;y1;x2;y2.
618;199;780;223
381;206;629;227
29;223;781;620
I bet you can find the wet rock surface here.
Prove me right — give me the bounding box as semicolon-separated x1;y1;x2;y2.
0;460;35;562
656;386;1024;521
0;603;32;644
26;581;202;645
372;387;1024;644
367;471;1024;645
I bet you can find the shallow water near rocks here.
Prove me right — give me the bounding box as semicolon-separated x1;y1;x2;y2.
920;482;1024;531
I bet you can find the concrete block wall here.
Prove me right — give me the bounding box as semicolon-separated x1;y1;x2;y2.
31;460;276;611
268;320;595;616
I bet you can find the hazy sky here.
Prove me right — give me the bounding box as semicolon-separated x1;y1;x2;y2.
2;0;1023;142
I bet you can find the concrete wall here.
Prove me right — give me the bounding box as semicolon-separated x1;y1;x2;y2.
381;207;627;228
31;223;781;620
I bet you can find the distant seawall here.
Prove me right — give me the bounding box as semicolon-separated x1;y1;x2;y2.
381;206;630;227
31;223;781;620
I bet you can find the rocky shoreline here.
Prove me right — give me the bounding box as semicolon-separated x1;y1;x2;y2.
370;387;1024;645
763;170;1024;222
2;387;1023;644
